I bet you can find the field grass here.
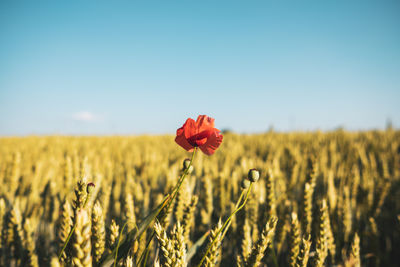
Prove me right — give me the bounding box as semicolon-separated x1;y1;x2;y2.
0;130;399;266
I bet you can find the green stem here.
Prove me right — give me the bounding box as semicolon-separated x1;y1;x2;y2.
58;190;93;260
136;148;197;266
114;221;129;267
220;189;246;240
138;237;153;267
58;224;76;260
83;191;91;207
143;246;150;267
168;147;197;210
197;183;253;267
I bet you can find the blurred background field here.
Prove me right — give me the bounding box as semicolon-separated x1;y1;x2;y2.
0;130;399;266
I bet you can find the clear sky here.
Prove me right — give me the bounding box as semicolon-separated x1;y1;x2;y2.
1;1;399;135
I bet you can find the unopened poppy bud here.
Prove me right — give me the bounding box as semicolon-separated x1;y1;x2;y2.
87;182;95;194
183;159;194;173
248;169;260;182
183;158;191;169
241;179;251;189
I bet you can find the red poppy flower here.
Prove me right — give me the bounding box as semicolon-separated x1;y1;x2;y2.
175;115;223;155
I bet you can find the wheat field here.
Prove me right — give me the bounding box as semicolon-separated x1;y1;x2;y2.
0;130;399;266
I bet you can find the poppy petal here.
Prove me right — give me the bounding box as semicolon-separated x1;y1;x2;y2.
175;132;194;152
183;118;197;139
196;115;215;132
187;129;214;147
199;130;223;155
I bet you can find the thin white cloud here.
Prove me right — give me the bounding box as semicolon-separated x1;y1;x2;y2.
71;111;99;122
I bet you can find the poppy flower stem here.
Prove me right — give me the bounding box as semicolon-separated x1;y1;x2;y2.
136;148;197;266
197;182;253;267
169;147;197;207
220;187;246;240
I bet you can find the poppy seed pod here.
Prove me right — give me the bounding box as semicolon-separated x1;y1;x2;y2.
241;178;251;189
183;159;194;174
248;168;260;182
86;182;95;194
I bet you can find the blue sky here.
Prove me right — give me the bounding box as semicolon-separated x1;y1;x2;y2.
0;1;399;135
